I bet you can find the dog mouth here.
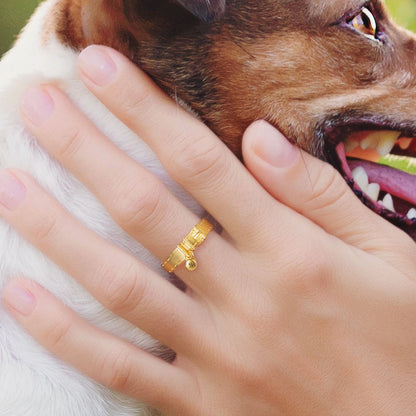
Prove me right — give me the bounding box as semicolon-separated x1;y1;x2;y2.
323;118;416;239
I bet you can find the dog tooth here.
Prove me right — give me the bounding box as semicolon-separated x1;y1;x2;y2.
407;208;416;220
360;136;375;150
344;138;359;153
366;183;380;202
359;131;400;155
360;131;381;150
352;166;369;192
381;193;395;212
399;138;413;150
376;131;401;157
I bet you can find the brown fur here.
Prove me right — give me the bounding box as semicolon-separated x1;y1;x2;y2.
48;0;416;236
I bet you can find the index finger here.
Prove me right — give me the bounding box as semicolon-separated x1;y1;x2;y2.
77;45;278;241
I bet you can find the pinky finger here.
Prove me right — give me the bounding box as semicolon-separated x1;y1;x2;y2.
2;278;195;414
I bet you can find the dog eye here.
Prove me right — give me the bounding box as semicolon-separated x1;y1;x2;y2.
348;7;378;39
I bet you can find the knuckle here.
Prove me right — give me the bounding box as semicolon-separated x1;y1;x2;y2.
100;261;146;315
280;240;333;297
31;210;61;244
112;178;165;231
98;349;133;392
220;355;267;396
168;134;226;186
58;126;85;163
43;316;73;353
121;85;154;120
236;366;266;394
308;163;349;211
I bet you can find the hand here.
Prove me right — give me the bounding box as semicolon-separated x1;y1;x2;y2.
2;46;416;415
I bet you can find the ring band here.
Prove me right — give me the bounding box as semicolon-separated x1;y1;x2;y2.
162;218;214;273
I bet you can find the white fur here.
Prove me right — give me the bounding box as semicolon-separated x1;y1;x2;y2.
0;1;203;414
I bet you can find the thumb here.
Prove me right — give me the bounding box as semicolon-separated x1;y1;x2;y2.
242;120;413;252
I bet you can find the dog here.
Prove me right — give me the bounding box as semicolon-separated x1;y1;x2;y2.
1;0;416;414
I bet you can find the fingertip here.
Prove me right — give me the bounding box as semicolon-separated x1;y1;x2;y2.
77;45;118;87
0;169;27;211
242;120;299;169
20;85;55;126
2;278;39;317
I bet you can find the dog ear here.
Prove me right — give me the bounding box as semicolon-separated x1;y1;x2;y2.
74;0;226;56
121;0;226;25
175;0;226;23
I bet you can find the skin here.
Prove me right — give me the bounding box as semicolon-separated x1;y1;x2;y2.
2;46;416;415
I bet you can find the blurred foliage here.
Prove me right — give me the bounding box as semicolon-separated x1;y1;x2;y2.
0;0;41;57
387;0;416;32
0;0;416;56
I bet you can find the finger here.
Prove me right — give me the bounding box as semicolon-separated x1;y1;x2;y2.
75;45;273;241
0;169;208;353
2;278;194;413
19;84;198;256
242;121;416;260
19;85;237;296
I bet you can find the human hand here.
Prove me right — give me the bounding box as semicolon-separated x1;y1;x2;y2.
2;46;416;415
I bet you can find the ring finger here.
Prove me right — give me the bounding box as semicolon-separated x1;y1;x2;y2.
20;85;238;298
0;169;210;353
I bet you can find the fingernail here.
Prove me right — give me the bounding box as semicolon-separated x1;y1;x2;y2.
3;282;36;316
21;87;55;125
78;46;117;86
252;121;299;168
0;171;26;210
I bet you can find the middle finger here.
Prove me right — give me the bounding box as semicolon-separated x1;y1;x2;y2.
20;85;237;296
0;169;210;353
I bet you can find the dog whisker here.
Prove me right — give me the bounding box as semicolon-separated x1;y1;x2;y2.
229;37;256;60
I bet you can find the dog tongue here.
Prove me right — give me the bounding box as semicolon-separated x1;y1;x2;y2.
348;159;416;205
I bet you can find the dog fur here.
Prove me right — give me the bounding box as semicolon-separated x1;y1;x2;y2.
1;0;416;414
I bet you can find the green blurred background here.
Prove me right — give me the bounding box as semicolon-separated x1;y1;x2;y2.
0;0;416;56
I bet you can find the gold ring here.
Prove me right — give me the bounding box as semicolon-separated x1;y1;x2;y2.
162;218;214;273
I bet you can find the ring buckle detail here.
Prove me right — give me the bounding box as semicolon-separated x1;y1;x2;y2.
162;218;214;273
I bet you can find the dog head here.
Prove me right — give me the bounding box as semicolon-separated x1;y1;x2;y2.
55;0;416;240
